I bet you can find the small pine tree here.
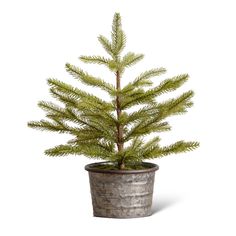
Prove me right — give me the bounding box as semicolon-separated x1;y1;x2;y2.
28;13;199;170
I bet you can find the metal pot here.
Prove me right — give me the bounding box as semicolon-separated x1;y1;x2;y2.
85;162;159;218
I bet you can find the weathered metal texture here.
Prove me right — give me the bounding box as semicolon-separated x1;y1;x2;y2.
85;162;158;218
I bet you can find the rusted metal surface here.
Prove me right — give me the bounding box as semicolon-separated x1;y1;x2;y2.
85;162;159;218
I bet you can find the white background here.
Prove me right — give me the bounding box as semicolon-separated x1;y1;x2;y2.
0;0;235;235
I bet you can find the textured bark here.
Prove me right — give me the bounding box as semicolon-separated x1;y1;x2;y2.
116;71;125;169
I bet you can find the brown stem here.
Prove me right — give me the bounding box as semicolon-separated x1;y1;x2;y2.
116;71;125;169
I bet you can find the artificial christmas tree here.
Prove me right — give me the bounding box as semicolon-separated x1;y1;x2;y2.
28;13;199;218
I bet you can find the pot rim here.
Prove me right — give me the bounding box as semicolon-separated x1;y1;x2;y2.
85;161;159;174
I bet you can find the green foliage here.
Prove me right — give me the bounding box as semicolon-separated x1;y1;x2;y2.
65;63;116;95
28;13;199;169
111;12;126;56
79;55;110;65
122;52;144;67
123;68;167;91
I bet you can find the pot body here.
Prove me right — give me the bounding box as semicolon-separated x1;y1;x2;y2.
85;162;159;218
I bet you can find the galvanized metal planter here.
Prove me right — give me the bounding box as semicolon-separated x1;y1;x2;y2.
85;162;159;218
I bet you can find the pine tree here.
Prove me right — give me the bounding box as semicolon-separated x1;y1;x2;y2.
28;13;199;169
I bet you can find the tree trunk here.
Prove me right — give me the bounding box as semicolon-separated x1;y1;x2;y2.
116;71;125;169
